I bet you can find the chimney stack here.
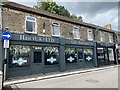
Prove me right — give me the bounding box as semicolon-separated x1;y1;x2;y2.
104;24;112;30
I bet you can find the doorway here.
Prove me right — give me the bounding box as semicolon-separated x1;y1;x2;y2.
32;50;43;74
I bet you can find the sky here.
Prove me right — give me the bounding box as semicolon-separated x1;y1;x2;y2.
10;0;119;31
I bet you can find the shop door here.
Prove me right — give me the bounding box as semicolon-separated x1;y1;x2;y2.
32;50;43;74
97;48;109;66
78;48;84;68
97;48;105;66
108;48;115;64
117;49;120;64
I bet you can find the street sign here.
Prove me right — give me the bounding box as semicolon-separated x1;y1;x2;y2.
4;40;9;48
1;31;12;40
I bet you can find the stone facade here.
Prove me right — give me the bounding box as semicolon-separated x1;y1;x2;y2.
2;7;115;43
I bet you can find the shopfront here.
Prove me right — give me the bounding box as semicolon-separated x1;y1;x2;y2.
97;43;116;66
6;33;61;78
65;39;96;70
1;33;97;79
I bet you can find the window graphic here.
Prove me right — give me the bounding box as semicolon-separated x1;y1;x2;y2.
65;48;77;63
84;49;93;62
9;45;30;68
44;47;59;65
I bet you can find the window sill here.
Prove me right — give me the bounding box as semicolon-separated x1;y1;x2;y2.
73;38;80;40
25;31;37;34
52;35;60;37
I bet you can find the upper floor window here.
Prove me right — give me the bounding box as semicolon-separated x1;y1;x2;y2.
100;31;104;42
87;29;93;41
109;34;113;43
72;26;80;39
52;22;60;36
26;16;36;33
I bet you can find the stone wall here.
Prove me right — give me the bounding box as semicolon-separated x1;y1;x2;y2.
2;7;114;43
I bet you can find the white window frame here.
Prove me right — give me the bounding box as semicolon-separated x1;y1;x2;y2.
100;31;104;42
87;29;93;41
25;16;37;34
72;26;80;39
109;34;113;43
52;22;60;37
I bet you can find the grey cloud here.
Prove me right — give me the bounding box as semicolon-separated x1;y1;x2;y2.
57;2;118;30
57;2;118;17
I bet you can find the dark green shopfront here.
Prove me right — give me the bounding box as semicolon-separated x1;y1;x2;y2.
0;31;117;79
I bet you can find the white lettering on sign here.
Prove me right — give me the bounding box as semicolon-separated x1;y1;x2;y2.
4;40;9;48
19;35;55;42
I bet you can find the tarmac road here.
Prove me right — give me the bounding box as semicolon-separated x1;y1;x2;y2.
11;67;118;89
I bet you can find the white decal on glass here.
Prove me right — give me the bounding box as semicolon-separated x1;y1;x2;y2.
67;56;75;62
12;58;27;66
47;57;56;63
86;56;92;61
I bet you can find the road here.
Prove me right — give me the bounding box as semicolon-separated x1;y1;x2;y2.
10;67;118;89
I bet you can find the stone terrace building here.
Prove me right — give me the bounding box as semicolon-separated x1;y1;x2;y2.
0;2;117;79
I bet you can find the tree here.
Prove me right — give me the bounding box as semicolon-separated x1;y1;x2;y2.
34;1;83;22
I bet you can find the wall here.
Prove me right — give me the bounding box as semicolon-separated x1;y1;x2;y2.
2;7;114;43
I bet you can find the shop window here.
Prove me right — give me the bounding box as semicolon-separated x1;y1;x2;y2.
52;22;60;36
100;32;104;42
44;47;59;65
109;34;113;43
84;48;93;62
108;48;114;61
65;48;77;63
26;16;36;33
87;29;93;41
9;45;30;68
72;26;80;39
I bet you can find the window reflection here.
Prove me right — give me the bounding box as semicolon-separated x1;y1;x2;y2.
65;48;77;63
84;49;93;62
9;45;30;68
44;47;59;65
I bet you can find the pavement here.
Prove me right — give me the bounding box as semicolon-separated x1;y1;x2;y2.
4;65;118;87
11;66;118;88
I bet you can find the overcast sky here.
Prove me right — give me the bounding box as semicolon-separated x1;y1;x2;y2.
12;0;118;31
